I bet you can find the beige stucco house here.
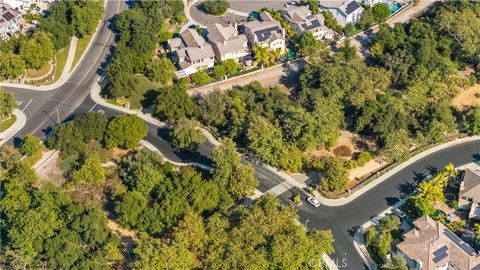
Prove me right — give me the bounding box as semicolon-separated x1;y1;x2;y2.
242;11;286;53
280;5;333;40
206;23;250;63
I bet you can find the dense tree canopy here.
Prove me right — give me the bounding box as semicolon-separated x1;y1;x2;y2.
0;165;122;269
155;85;197;121
132;195;334;269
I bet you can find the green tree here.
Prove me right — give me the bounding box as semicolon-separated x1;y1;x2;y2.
246;115;284;165
464;107;480;135
19;31;54;69
115;191;148;228
382;253;408;270
1;145;22;169
72;112;108;142
20;134;42;157
380;129;411;163
364;226;378;246
105;114;147;149
71;1;104;38
343;23;357;37
0;88;16;116
301;0;319;14
170;118;206;150
71;154;105;183
221;59;241;75
155;85;197;121
379;215;400;234
376;232;392;258
359;8;376;28
297;31;325;56
202;0;229;15
212;138;258;204
213;64;226;80
0;52;25;80
320;158;348;192
372;4;390;22
191;70;212;86
144;57;176;84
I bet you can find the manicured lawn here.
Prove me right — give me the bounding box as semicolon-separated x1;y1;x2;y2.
0;114;17;132
54;43;70;81
71;34;92;72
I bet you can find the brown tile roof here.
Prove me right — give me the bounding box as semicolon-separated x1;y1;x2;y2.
397;216;480;270
460;169;480;202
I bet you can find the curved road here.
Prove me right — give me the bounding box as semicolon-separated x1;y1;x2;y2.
4;1;478;270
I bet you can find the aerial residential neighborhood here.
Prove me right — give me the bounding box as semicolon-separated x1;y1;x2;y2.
1;0;480;269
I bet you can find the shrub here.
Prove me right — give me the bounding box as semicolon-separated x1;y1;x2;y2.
191;70;212;86
354;151;372;167
213;64;226;80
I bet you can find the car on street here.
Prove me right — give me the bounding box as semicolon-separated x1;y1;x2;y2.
306;197;320;208
394;208;406;219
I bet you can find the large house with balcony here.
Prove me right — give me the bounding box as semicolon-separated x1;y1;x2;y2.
280;5;333;40
206;23;250;63
0;2;24;40
242;11;286;53
166;28;215;78
320;0;364;27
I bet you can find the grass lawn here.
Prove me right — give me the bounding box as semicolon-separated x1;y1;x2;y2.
26;64;52;78
54;43;70;81
0;114;17;132
71;34;92;72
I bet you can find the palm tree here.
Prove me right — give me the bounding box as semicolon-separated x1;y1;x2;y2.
418;180;444;203
443;163;457;183
253;45;275;66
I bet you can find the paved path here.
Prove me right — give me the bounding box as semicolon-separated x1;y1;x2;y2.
0;109;26;146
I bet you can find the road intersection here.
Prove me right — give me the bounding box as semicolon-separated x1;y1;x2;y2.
2;1;473;269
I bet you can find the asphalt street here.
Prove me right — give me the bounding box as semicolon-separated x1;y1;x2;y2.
3;1;478;269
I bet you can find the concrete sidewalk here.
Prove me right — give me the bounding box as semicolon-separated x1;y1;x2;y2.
0;109;26;146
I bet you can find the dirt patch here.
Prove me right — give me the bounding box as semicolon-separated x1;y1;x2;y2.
33;150;66;187
452;83;480;110
333;145;352;157
107;218;138;269
308;130;376;159
111;147;133;161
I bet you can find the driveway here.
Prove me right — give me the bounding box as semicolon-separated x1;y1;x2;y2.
188;0;247;27
229;0;290;13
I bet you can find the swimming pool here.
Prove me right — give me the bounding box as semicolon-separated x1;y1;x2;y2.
390;3;402;14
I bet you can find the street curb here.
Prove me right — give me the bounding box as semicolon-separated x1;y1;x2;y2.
313;136;480;206
0;109;27;146
0;1;108;91
353;198;409;270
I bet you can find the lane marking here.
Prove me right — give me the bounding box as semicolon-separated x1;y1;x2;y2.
78;1;122;84
88;103;98;112
22;99;33;112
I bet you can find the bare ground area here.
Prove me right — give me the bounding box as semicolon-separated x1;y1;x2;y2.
107;218;138;270
452;83;480;110
33;150;66;187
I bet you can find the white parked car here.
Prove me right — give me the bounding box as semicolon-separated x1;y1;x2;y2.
307;197;321;208
394;208;406;219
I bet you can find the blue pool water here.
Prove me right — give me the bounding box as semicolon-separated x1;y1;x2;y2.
390;3;402;14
